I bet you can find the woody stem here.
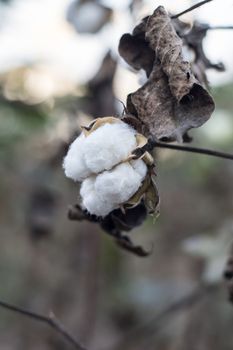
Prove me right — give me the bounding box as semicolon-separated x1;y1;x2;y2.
171;0;213;19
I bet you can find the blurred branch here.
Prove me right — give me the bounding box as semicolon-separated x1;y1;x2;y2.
0;300;88;350
111;284;217;350
171;0;213;19
208;25;233;30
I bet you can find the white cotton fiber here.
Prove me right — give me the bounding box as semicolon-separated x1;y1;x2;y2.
95;161;146;205
83;122;137;173
80;176;96;198
131;159;147;178
63;119;149;217
80;160;147;217
63;134;90;181
80;177;116;217
82;193;116;217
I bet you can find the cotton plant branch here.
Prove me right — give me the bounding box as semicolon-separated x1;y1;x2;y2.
171;0;213;19
134;139;233;161
0;300;88;350
208;25;233;30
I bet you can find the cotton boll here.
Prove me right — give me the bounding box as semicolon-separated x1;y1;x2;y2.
63;134;90;181
131;159;147;178
95;162;144;205
84;122;137;173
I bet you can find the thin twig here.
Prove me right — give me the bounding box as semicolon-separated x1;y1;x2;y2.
0;300;88;350
111;284;217;350
153;141;233;161
171;0;213;19
208;25;233;30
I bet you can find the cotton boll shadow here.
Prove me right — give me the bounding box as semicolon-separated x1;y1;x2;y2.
118;33;155;78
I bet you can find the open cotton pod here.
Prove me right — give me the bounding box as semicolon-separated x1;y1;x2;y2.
63;116;159;217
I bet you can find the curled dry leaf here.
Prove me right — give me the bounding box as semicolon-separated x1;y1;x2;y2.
182;21;225;87
68;203;151;257
115;234;152;257
144;174;160;216
146;6;199;101
129;60;214;141
183;21;225;72
119;17;154;77
119;6;215;142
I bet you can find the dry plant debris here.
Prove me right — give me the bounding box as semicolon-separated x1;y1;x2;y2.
119;6;215;142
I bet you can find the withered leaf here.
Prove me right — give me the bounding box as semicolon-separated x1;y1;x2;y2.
121;6;215;142
68;204;100;223
130;60;214;141
146;6;197;102
183;21;225;73
111;203;147;232
124;175;151;209
118;21;154;77
102;205;151;257
68;202;150;257
182;21;225;87
122;114;147;134
116;234;152;257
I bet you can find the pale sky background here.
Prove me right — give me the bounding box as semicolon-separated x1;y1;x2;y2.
0;0;232;100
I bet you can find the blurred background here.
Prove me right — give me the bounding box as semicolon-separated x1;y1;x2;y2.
0;0;233;349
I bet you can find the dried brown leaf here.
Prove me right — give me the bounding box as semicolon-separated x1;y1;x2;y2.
121;6;215;141
146;6;193;101
122;114;147;134
118;19;154;77
183;21;225;72
129;60;214;141
144;174;160;215
116;235;152;257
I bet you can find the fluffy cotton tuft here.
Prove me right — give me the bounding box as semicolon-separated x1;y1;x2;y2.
131;159;148;178
84;122;137;173
80;159;147;217
63;121;137;182
63;119;149;217
95;161;145;204
80;177;116;217
63;134;90;181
